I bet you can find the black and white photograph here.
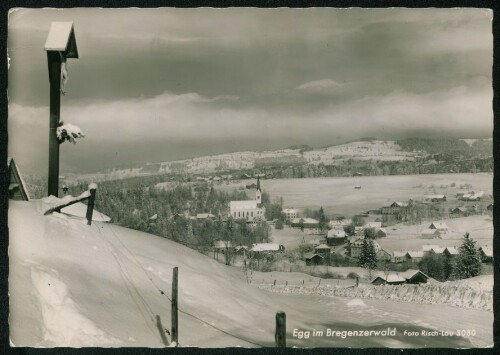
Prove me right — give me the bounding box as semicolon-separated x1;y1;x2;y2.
6;7;494;348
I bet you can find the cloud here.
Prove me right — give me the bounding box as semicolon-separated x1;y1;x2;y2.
9;82;492;174
295;79;347;92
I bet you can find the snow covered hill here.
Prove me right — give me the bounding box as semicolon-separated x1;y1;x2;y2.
65;140;420;183
9;201;493;348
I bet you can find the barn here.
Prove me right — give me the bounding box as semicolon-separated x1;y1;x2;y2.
304;253;323;266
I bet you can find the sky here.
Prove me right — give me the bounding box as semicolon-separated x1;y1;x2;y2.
7;7;493;175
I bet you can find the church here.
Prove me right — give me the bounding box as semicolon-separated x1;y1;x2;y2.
229;177;265;222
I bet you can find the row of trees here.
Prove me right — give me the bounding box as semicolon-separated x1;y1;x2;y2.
67;179;273;253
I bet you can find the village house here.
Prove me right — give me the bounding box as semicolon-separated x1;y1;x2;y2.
250;243;285;254
326;229;346;246
372;269;430;285
405;251;424;263
234;245;249;255
304;253;323;266
381;201;409;221
291;218;321;234
424;194;447;202
229;178;265;222
282;208;299;220
376;249;392;262
422;244;440;254
478;246;493;263
450;206;469;216
429;222;449;234
350;239;380;258
421;228;441;239
443;246;459;257
392;251;408;263
314;244;331;255
8;157;30;201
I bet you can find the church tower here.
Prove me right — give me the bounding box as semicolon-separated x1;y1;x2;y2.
255;176;262;204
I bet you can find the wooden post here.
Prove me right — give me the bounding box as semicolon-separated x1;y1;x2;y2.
86;186;97;225
356;277;359;287
171;267;178;345
275;311;286;347
47;52;62;197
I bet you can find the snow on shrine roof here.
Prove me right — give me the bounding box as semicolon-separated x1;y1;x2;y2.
44;22;78;58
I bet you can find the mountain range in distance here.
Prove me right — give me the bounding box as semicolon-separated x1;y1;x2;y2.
63;137;493;183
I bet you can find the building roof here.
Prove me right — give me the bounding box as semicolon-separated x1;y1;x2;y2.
283;208;298;213
390;201;409;207
327;229;346;238
251;243;281;252
406;251;424;258
424;194;446;199
422;244;439;252
196;213;215;219
431;247;446;254
230;200;259;210
304;253;323;260
400;269;430;281
429;222;449;230
444;247;459;255
393;251;408;258
314;244;331;250
291;218;319;225
480;246;493;257
452;207;468;213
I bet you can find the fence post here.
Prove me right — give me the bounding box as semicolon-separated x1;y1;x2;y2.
275;311;286;347
356;277;359;287
171;267;178;345
86;184;97;225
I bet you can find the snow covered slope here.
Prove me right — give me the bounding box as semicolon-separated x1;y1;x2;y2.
9;201;493;348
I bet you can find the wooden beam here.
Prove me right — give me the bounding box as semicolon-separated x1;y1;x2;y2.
47;52;62;197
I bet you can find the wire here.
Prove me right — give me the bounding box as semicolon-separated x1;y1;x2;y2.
97;221;267;347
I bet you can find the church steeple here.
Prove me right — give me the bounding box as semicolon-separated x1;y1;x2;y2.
255;176;262;204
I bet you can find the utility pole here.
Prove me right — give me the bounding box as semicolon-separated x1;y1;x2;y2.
44;22;79;196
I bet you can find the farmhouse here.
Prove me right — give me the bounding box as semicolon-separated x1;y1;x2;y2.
291;218;321;234
8;157;30;201
282;208;299;220
304;253;324;266
372;269;430;285
424;194;446;202
429;222;449;233
376;249;392;262
326;229;346;246
405;251;424;263
450;207;469;216
229;178;265;222
250;243;285;254
479;246;493;262
422;245;440;254
443;246;459;257
381;202;409;219
371;274;406;285
421;228;441;239
350;239;380;258
400;269;430;284
392;251;408;263
314;244;331;255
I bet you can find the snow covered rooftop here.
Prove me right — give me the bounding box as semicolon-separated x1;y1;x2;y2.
250;243;281;252
327;229;346;238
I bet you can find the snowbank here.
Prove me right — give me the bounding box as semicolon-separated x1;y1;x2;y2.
256;283;492;311
39;193;91;215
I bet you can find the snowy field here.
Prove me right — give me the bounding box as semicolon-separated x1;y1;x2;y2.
9;201;493;348
216;173;493;216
